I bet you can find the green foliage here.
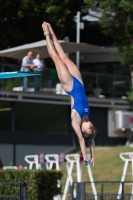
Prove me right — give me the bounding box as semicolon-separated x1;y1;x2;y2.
127;89;133;102
0;0;85;50
86;0;133;46
126;87;133;111
119;45;133;70
86;0;133;71
0;169;62;200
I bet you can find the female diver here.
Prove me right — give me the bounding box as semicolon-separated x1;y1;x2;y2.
42;22;96;165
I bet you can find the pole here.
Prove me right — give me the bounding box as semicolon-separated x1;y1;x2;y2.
76;11;80;69
11;102;16;165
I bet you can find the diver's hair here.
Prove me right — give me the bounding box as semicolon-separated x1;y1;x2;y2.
82;126;97;141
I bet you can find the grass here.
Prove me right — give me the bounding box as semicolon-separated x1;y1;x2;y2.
60;145;133;194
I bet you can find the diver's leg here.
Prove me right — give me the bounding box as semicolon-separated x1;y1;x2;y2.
47;23;83;83
42;22;72;91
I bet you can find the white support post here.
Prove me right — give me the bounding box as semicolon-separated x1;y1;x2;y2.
24;155;39;169
76;11;80;69
62;154;97;200
80;154;97;200
62;154;81;200
87;164;97;200
118;152;133;199
76;11;84;69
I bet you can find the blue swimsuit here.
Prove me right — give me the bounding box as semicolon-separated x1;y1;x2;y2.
65;76;90;119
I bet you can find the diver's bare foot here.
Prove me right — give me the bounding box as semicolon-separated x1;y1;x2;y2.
42;22;50;37
47;23;54;35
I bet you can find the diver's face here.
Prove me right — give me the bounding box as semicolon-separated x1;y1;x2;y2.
84;121;94;135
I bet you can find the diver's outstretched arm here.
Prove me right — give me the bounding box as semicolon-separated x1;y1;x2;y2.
88;139;95;166
71;121;89;162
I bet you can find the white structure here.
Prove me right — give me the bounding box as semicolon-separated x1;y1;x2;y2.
24;155;40;169
118;152;133;199
3;166;17;170
45;154;60;170
24;153;65;170
55;83;67;95
62;154;97;200
45;152;66;170
82;9;101;22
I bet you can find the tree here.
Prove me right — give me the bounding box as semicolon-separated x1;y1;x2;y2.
86;0;133;73
0;0;86;50
86;0;133;105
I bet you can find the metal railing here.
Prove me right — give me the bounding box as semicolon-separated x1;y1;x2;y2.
0;182;26;200
84;194;133;200
71;181;133;200
0;63;131;98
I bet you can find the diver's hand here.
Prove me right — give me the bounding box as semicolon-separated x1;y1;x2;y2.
84;159;94;166
84;160;90;165
89;158;94;166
